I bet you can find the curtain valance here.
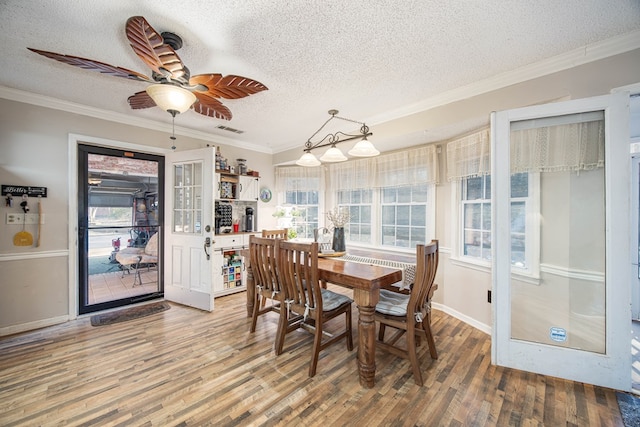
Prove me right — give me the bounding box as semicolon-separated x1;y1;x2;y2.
327;145;438;191
446;119;604;181
275;165;324;192
510;120;604;173
446;129;490;182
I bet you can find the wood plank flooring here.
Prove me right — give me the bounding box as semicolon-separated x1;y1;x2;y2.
0;285;627;426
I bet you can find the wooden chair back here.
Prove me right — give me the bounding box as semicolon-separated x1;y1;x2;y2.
249;235;281;297
408;240;439;325
277;240;320;313
248;235;284;335
262;228;288;240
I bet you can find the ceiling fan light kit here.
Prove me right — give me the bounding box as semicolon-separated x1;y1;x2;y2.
296;109;379;167
145;84;196;115
28;15;268;129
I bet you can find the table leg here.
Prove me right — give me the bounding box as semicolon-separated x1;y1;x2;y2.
353;288;379;388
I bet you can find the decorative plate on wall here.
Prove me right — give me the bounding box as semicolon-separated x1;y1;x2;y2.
259;188;272;202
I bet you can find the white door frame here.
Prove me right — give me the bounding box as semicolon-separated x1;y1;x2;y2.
67;134;168;319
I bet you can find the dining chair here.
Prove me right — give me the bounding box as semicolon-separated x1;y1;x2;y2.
276;240;354;377
375;239;439;386
249;236;285;335
261;228;288;239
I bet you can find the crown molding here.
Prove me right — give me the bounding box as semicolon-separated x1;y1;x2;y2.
0;85;273;154
366;29;640;127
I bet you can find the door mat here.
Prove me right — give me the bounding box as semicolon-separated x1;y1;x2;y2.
618;391;640;426
90;302;170;326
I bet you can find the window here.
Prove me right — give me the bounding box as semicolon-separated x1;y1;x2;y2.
337;189;372;243
336;184;431;250
461;173;531;269
284;189;319;239
380;185;427;248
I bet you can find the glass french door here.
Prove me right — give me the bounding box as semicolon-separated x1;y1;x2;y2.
78;144;164;314
491;92;630;390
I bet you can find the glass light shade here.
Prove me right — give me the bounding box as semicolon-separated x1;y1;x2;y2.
348;137;380;157
146;84;196;114
296;152;321;167
319;146;348;162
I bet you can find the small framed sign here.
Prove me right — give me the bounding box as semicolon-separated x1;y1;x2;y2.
1;185;47;198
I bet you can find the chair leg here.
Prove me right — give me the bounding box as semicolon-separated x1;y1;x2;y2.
406;325;423;386
422;316;438;360
309;320;323;377
345;308;353;351
274;304;288;356
250;294;261;333
378;323;386;341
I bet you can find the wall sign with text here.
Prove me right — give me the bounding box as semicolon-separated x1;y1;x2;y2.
1;185;48;198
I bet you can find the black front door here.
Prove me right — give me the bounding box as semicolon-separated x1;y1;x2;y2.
78;144;164;314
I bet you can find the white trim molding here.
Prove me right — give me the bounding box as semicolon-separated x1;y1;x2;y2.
0;315;69;337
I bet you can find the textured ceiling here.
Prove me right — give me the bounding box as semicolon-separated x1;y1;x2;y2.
0;1;639;154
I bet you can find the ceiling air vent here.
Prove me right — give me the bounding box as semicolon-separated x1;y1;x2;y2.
216;125;244;134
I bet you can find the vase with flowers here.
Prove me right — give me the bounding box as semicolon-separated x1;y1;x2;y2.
326;207;351;252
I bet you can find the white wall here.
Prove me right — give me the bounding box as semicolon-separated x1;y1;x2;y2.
0;99;275;334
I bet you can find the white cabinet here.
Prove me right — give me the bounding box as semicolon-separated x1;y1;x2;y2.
212;233;254;296
238;175;259;201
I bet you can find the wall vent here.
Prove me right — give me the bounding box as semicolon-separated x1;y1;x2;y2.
216;125;244;134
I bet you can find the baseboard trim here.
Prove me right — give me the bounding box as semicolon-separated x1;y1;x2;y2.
0;315;69;337
433;302;491;335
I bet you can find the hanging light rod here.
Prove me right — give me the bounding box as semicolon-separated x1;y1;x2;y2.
296;109;379;167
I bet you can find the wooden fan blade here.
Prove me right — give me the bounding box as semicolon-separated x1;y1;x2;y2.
27;48;152;82
189;74;268;100
126;16;187;82
127;91;157;110
193;92;232;120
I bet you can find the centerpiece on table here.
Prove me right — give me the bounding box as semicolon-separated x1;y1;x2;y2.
326;207;351;253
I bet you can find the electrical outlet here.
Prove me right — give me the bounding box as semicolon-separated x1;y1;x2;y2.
6;213;22;224
487;290;492;303
5;213;44;225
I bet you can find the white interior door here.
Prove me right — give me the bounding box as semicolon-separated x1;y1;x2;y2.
491;92;630;390
164;146;215;311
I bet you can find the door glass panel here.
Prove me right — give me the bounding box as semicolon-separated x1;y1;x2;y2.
82;148;161;314
509;113;605;353
172;161;203;235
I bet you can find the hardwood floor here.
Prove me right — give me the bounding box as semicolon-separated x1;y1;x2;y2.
0;285;627;426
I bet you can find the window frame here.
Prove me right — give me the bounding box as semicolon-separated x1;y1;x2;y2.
452;172;540;282
335;183;436;252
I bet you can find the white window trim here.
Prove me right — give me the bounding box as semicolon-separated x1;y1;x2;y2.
336;183;436;253
450;173;541;284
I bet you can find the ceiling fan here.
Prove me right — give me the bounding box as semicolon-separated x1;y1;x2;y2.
28;16;268;121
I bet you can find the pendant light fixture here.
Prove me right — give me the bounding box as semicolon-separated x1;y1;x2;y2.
296;109;379;167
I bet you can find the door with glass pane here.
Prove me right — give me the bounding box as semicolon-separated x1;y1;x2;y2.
491;92;630;390
164;147;214;311
78;144;163;315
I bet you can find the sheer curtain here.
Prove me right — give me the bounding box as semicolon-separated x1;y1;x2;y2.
275;165;325;194
446;119;603;181
510;119;604;173
327;145;438;191
446;128;490;182
327;157;376;191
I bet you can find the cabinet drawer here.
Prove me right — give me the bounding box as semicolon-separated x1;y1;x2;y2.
214;234;245;248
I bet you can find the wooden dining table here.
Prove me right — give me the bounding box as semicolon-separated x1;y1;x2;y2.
244;252;402;388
